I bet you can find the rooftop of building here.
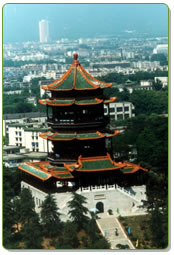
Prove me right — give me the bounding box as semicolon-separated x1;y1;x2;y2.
3;151;48;161
41;53;112;91
3;112;47;120
18;153;148;181
3;145;23;151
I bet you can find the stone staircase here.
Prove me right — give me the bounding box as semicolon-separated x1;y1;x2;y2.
96;215;135;249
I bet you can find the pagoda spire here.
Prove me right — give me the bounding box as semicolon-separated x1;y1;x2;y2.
73;52;79;67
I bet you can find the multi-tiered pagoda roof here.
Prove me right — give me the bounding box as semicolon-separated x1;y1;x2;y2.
18;53;147;184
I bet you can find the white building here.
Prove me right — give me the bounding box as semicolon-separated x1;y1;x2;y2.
140;80;153;87
39;19;49;43
153;44;168;57
3;112;47;137
131;61;160;70
8;122;50;153
104;102;135;121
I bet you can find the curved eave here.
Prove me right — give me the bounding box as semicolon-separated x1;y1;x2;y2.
18;162;52;181
75;166;122;173
104;97;117;104
41;65;74;91
39;130;119;141
104;130;120;138
38;98;103;107
52;172;74;179
121;163;148;174
80;65;113;89
41;61;112;91
64;163;80;172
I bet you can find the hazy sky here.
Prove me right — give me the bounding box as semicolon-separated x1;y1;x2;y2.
3;3;168;43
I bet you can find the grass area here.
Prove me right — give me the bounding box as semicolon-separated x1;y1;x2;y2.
118;214;155;249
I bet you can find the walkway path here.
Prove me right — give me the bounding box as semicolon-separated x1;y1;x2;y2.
96;213;135;250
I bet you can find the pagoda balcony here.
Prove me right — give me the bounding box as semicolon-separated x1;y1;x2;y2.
47;116;109;129
47;152;78;164
47;151;107;164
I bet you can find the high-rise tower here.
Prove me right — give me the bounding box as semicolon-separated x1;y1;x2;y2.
39;19;49;43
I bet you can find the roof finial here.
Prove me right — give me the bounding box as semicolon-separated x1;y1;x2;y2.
73;52;79;66
73;52;78;60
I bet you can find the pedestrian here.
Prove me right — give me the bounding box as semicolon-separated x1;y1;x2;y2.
115;228;119;236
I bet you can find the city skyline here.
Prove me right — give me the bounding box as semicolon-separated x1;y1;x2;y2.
3;3;168;43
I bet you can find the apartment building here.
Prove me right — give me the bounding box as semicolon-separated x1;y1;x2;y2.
104;102;135;121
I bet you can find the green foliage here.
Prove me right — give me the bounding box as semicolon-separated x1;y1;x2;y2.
55;221;79;249
3;166;20;197
88;237;110;249
149;205;168;249
67;192;89;231
129;90;168;115
21;213;43;249
40;193;62;238
3;94;36;114
3;77;46;114
19;188;36;225
3;167;20;249
3;229;19;250
152;79;163;91
136;114;168;169
3;135;9;145
100;72;127;84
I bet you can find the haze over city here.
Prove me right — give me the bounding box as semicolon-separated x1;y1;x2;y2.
3;3;168;43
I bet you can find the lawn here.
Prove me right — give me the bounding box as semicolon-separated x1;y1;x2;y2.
118;214;155;249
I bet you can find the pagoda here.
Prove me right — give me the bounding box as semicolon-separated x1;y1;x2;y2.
18;53;147;191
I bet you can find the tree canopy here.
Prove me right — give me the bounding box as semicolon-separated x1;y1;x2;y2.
40;193;62;237
67;192;89;231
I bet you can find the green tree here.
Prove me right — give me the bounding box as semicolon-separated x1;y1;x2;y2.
3;167;21;249
129;90;168;115
40;193;62;237
136;114;168;170
67;192;89;231
21;213;43;249
19;188;36;225
152;79;163;91
88;237;110;249
3;135;9;145
3;198;17;249
55;221;79;249
149;204;168;248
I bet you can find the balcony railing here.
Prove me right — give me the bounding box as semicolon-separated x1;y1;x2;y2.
47;116;109;128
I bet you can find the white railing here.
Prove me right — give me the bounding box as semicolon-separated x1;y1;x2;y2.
115;184;141;202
